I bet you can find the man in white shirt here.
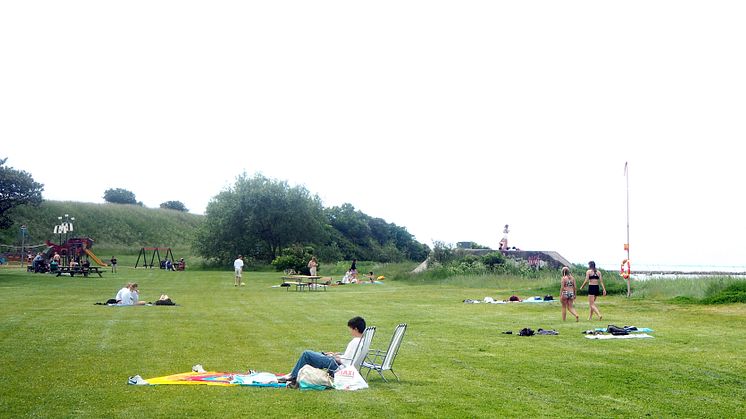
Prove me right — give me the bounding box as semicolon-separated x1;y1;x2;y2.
233;255;244;287
279;316;366;389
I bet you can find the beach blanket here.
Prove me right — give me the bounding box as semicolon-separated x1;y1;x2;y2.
594;327;654;333
521;296;556;303
585;333;654;340
144;371;286;387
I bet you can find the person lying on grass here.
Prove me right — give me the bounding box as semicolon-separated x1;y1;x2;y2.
278;316;365;389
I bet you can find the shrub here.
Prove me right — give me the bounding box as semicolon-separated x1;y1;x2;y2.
701;281;746;305
270;244;316;274
481;252;505;270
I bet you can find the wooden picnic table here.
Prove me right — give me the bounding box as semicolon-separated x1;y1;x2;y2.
55;266;105;278
280;275;327;292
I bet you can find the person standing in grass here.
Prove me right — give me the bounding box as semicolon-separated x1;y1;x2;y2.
307;256;318;276
233;255;245;287
579;261;606;320
559;266;579;321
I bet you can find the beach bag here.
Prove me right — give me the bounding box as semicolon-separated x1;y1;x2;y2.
298;365;333;390
607;325;629;335
332;366;368;391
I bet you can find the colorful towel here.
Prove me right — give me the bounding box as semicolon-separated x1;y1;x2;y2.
585;333;654;340
144;371;286;387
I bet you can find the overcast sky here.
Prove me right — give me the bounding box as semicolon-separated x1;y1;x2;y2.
2;1;745;271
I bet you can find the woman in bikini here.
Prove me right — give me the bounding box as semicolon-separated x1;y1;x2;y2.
559;266;579;321
579;260;606;320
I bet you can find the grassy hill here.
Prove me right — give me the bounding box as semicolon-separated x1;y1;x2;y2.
1;201;203;253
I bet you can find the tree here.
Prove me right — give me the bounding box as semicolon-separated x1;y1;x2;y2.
0;158;44;228
103;188;137;204
194;173;327;263
160;201;188;212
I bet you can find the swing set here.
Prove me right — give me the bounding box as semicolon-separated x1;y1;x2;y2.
134;247;175;269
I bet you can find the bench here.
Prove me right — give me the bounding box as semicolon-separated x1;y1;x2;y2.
56;266;105;278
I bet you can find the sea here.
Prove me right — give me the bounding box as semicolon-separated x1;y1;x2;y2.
600;263;746;280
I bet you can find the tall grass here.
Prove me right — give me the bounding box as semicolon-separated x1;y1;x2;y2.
632;276;746;301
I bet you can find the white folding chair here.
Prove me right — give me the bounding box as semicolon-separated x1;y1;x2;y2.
361;323;407;382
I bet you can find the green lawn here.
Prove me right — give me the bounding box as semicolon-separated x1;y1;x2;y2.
1;266;744;418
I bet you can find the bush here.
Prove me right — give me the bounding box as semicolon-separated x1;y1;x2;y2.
702;281;746;305
481;252;505;270
270;245;317;274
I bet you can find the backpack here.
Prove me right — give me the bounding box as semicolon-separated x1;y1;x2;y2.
518;328;535;336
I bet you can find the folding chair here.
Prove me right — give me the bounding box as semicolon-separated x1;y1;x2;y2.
351;326;376;371
361;323;407;382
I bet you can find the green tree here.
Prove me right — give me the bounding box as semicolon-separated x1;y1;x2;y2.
0;158;44;229
103;188;137;204
194;173;326;263
160;201;188;212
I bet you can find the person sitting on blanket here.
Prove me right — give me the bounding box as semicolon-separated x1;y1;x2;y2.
111;282;133;304
120;283;148;306
278;316;366;389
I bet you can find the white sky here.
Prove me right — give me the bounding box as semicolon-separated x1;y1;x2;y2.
2;1;745;270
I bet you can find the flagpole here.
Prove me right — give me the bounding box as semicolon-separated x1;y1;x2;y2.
624;162;631;297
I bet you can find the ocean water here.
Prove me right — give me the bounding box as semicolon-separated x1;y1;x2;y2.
602;263;746;280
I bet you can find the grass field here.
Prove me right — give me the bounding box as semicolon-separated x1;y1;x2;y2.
1;265;744;418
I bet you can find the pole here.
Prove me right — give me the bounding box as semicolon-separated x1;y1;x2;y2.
624;162;631;298
20;225;27;268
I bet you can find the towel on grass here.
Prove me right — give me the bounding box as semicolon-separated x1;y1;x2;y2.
144;371;286;387
594;327;654;333
585;333;654;340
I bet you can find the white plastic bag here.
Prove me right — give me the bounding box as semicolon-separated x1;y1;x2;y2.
332;366;368;391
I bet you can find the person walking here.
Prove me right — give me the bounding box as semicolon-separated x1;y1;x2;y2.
234;255;245;286
579;261;606;320
559;266;579;321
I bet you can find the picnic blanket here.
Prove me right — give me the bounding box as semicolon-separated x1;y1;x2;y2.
144;371;286;387
585;333;654;340
521;296;556;303
595;327;654;333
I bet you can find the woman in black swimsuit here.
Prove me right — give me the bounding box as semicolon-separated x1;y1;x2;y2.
579;261;606;320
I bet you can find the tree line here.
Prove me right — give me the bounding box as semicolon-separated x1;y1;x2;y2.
193;173;430;265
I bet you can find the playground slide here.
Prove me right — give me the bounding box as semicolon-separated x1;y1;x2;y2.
42;246;55;259
84;248;108;267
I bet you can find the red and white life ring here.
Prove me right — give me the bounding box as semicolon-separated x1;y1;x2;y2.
620;259;631;279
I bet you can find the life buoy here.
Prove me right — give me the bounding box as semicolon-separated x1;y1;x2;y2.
620;259;631;279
